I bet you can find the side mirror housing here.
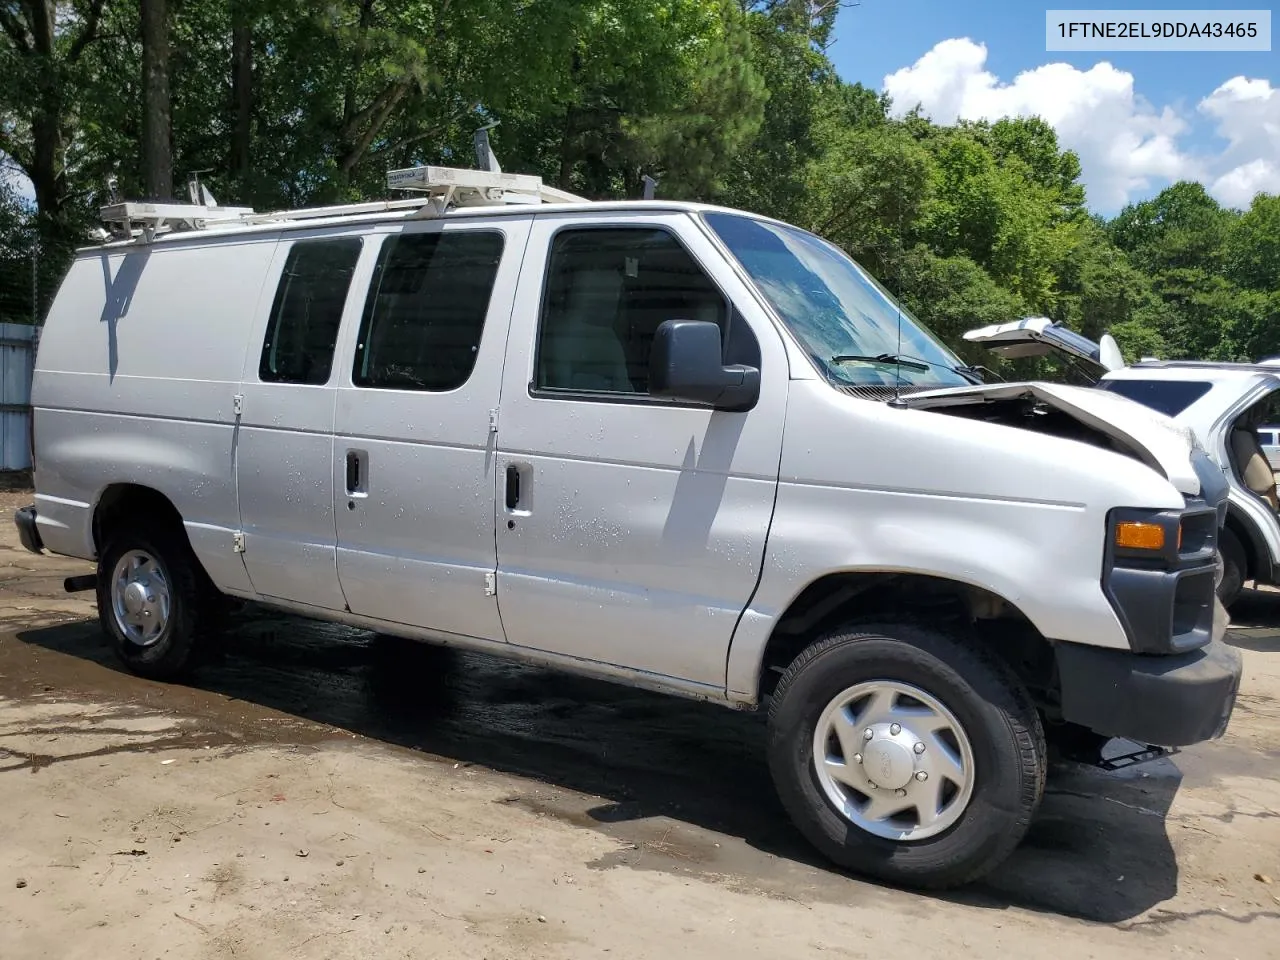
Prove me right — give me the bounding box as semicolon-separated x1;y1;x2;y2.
648;319;760;412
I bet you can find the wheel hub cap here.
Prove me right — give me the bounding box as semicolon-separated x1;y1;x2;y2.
861;727;916;790
110;549;171;647
812;680;976;842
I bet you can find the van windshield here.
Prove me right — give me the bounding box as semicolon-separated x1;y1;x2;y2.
703;212;973;389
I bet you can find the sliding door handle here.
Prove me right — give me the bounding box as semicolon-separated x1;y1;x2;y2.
504;464;521;509
346;449;368;496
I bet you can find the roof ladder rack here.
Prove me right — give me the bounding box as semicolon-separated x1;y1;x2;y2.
96;129;591;242
99;200;258;242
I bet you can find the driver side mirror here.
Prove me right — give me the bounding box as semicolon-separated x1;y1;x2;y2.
648;319;760;412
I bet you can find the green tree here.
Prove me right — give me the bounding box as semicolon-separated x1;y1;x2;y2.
717;0;843;220
1227;192;1280;292
1109;182;1248;360
0;0;107;248
497;0;765;200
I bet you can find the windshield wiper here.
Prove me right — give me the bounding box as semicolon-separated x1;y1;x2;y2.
831;353;931;373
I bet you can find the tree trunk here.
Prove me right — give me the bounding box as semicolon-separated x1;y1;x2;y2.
230;2;254;186
24;2;69;245
1;0;104;252
336;0;379;186
141;0;173;201
557;108;577;191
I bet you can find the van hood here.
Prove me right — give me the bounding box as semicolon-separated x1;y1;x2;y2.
903;380;1204;496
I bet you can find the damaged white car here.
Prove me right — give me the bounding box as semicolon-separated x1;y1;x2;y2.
965;316;1280;607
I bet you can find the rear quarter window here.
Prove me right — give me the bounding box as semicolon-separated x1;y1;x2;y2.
1099;379;1212;418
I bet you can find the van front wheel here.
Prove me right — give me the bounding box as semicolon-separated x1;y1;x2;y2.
767;623;1046;889
97;523;216;681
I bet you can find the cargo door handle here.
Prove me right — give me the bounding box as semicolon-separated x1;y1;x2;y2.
504;464;521;509
346;450;368;497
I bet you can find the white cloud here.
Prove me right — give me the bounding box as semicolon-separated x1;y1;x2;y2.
882;38;1276;212
1199;77;1280;207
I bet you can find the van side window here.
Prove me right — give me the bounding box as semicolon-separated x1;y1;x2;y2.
535;228;735;395
259;238;363;384
353;230;504;391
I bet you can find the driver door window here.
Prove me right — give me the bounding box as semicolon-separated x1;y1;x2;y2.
534;228;731;396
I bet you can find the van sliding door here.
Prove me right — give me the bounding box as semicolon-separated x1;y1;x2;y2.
331;217;530;641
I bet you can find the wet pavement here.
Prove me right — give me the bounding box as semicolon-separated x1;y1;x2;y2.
3;593;1276;926
2;477;1279;958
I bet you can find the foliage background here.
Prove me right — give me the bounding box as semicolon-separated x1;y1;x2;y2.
2;0;1276;375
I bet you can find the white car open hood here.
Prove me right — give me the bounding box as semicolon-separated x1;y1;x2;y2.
962;317;1125;374
904;381;1203;496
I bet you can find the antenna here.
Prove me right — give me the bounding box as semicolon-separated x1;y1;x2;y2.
473;122;501;173
886;217;908;409
187;169;216;206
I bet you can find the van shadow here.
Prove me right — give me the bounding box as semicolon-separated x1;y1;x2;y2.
1223;588;1280;651
12;610;1183;923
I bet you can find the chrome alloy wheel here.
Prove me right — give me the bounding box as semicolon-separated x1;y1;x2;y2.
110;549;171;647
812;680;976;841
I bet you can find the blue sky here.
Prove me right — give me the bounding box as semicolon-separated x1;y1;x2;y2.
826;0;1278;213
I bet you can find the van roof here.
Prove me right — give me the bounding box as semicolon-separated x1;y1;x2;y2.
79;197;778;255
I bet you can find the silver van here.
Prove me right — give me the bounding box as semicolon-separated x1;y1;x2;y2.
13;164;1240;889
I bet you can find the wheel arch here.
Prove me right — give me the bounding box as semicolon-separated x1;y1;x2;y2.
93;483;187;555
745;571;1057;707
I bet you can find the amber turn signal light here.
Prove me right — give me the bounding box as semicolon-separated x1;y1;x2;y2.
1115;521;1166;551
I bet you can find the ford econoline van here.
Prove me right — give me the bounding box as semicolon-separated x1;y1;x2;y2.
13;164;1241;889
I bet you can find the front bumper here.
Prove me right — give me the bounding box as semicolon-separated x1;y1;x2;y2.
1056;622;1241;747
13;505;43;554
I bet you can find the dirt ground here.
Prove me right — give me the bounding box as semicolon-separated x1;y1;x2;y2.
2;473;1278;960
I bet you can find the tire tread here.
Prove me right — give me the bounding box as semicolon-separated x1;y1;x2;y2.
97;519;218;680
767;621;1046;889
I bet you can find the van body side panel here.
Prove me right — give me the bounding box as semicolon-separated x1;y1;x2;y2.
331;219;531;641
492;211;787;687
31;240;275;593
723;381;1184;698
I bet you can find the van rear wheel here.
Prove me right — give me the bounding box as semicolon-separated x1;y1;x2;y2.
97;523;217;681
766;623;1046;889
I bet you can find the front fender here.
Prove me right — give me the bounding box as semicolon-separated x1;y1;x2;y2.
724;479;1131;701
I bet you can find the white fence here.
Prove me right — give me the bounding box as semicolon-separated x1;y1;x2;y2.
1;322;38;470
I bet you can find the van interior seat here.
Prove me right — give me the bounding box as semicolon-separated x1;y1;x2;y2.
1230;421;1279;511
539;267;635;393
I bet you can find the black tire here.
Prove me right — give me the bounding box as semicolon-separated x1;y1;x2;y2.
767;622;1046;889
1218;527;1245;608
96;521;220;681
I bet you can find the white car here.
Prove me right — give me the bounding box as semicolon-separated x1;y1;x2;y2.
965;317;1280;607
13;162;1239;890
